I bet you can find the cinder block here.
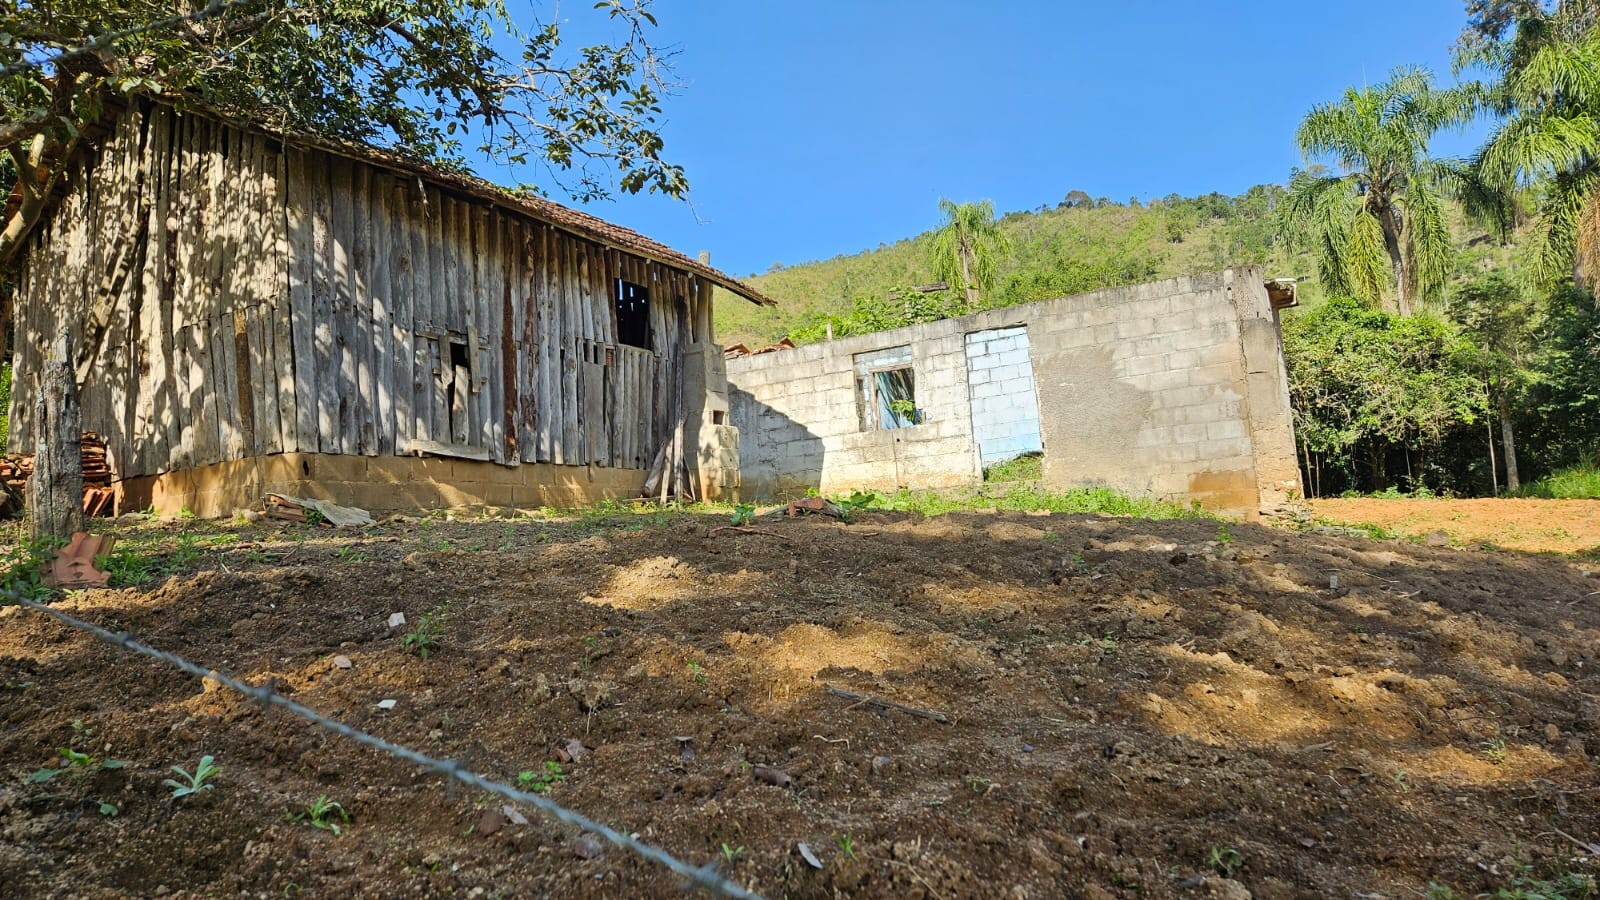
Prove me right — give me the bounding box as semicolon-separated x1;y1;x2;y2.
1207;420;1247;441
1113;318;1158;341
1188;363;1242;387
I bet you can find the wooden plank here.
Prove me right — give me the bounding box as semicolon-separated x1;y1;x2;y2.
483;211;507;464
350;162;376;455
309;151;338;453
584;358;605;465
561;234;580;462
371;171;395;456
502;218;522;465
545;226;562;463
474;206;497;457
243;133;268;455
388;176;413;453
191;119;224;467
214;125;244;462
328;154;357;455
265;136;294;454
405;184;430;443
168;115;194;469
402;438;490;461
534;225;554;463
451;199;473;445
153;106;182;470
427;192;449;442
237;304;259;455
129;104;165;472
285;145;318;453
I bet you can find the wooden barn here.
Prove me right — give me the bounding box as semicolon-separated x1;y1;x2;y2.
5;98;773;517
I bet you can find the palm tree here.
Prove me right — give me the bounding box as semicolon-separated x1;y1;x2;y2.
1281;68;1482;315
1464;1;1600;291
930;199;1012;306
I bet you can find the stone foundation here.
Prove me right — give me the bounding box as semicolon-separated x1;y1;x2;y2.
116;453;648;518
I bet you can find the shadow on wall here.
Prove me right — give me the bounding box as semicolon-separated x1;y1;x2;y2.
728;387;824;498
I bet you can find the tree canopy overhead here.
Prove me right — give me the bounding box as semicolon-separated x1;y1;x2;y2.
0;0;687;258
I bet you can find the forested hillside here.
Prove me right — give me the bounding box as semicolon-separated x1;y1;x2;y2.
713;185;1512;347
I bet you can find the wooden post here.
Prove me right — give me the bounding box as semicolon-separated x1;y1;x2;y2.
29;330;84;542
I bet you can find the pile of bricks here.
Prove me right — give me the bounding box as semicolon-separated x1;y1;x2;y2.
1;433;116;516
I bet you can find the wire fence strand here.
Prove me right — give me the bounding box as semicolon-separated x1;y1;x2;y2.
7;592;763;900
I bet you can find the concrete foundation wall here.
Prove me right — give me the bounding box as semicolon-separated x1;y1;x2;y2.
116;454;647;519
727;267;1302;518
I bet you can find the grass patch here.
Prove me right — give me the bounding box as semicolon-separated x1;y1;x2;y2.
841;484;1211;520
982;452;1042;483
1515;456;1600;499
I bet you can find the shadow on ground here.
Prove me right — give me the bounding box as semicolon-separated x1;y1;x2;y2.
0;509;1597;898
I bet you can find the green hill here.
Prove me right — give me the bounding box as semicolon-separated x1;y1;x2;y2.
713;186;1315;347
711;185;1521;347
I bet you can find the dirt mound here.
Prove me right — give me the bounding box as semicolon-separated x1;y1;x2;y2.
1;510;1598;898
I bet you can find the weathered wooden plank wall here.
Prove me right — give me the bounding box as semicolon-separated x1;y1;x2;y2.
8;101;713;486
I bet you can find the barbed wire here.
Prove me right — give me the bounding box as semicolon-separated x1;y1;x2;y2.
7;592;763;900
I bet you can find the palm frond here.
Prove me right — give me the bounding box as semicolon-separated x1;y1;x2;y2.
1343;207;1392;308
1398;180;1455;307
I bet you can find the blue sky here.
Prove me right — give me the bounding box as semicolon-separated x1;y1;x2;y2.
481;1;1486;278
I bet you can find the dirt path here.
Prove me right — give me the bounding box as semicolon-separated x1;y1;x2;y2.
1312;497;1600;555
1;510;1598;898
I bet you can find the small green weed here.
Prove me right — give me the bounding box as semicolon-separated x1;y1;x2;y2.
334;545;370;563
686;660;707;685
0;536;62;602
730;503;756;526
1480;737;1508;765
163;754;220;799
292;795;350;835
516;761;566;794
27;746;126;783
165;533;205;570
982;452;1043;483
1207;846;1244;879
403;604;448;659
101;543;156;586
1216;523;1234;546
720;843;744;865
834;832;858;861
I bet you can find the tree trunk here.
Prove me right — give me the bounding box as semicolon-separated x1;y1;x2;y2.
1498;395;1520;493
1378;204;1411;316
1487;417;1498;495
27;331;84;542
1368;441;1388;492
959;240;977;306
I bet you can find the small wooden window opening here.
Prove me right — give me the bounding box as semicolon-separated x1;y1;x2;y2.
615;279;652;350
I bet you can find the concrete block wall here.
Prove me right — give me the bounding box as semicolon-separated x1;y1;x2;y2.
727;267;1302;518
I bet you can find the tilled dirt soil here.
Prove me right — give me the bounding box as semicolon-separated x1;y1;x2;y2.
2;509;1599;899
1311;497;1600;555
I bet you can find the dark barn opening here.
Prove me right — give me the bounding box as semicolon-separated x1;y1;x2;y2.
615;279;652;350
